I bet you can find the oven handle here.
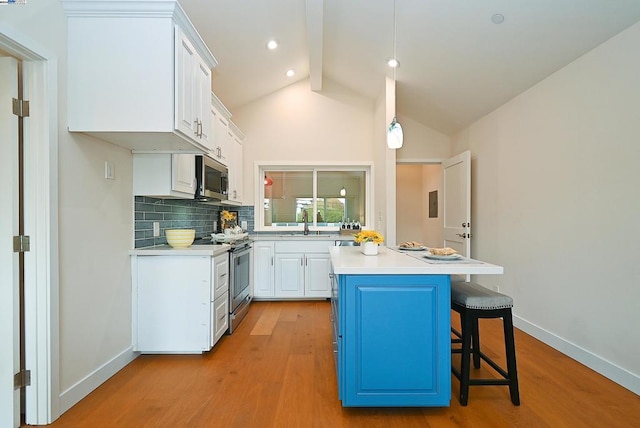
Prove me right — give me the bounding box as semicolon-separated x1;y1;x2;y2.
231;246;253;264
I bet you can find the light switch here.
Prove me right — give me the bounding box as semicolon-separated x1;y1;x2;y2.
104;161;115;180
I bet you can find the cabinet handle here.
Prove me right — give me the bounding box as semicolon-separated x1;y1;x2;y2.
220;272;227;277
194;118;199;135
271;256;273;266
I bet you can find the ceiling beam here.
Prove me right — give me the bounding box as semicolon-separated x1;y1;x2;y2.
305;0;323;91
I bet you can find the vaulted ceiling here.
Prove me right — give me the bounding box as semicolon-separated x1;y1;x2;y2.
179;0;640;135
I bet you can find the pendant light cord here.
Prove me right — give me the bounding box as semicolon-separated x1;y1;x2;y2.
393;0;397;82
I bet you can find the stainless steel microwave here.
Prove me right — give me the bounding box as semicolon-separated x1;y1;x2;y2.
195;155;228;201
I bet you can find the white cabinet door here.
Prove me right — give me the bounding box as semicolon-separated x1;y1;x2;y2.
213;253;229;300
194;56;212;148
304;253;331;298
174;26;211;147
171;154;196;195
175;31;197;138
211;293;229;346
275;254;305;297
215;114;230;165
135;256;211;353
228;132;243;203
253;242;275;297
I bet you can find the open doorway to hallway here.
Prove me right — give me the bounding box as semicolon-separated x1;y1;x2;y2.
396;164;443;247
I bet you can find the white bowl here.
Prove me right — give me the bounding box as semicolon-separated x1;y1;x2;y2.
165;229;195;248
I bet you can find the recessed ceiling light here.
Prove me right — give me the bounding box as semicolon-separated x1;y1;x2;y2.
387;58;400;68
491;13;505;24
286;69;295;77
266;40;278;50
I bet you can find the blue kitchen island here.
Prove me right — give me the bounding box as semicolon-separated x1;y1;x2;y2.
329;246;503;407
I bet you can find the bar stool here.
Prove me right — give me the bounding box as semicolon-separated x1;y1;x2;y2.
450;281;520;406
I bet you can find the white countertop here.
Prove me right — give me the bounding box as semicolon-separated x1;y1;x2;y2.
329;246;504;275
129;244;230;257
251;234;351;241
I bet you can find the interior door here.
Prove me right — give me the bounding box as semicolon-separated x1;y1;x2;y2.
0;56;21;428
442;151;471;259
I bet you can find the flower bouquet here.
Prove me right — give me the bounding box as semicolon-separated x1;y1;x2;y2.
353;230;384;255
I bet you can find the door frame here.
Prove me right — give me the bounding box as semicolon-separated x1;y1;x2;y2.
0;26;60;424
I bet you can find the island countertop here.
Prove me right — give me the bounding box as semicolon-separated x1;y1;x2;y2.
329;246;503;275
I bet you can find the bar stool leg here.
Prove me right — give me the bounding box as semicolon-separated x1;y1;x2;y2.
459;309;474;406
503;310;520;405
472;316;481;369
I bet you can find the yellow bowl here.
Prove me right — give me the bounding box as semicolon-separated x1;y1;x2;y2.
165;229;195;248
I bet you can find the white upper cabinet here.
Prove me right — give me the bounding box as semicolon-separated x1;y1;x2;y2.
62;0;217;153
228;122;244;204
133;153;196;199
210;93;232;165
175;28;212;150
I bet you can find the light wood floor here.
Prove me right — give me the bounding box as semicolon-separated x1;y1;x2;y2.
37;301;640;427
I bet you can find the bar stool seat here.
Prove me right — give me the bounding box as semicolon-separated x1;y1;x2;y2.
451;281;520;406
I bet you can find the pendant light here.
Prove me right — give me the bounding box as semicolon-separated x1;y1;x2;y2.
340;186;346;197
386;0;403;149
264;174;273;186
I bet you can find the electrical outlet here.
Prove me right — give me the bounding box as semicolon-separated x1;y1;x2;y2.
241;220;248;230
153;222;160;237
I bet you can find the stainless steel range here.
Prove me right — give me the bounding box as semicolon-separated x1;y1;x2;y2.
226;238;253;333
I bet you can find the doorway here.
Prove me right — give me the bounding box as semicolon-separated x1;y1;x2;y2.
0;29;59;426
396;163;443;247
396;150;471;259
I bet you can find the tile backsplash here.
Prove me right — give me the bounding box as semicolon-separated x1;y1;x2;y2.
134;196;254;248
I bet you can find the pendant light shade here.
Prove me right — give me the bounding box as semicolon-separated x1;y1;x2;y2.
340;186;347;197
387;116;403;149
264;175;273;186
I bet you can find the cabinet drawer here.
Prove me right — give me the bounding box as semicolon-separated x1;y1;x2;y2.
275;240;332;253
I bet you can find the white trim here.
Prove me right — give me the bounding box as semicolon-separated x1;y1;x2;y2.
253;162;374;232
396;158;447;164
0;24;59;424
514;315;640;395
58;347;139;414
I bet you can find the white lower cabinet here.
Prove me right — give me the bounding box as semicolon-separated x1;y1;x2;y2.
211;253;229;347
132;253;229;354
254;240;332;299
304;253;332;298
275;253;305;297
253;241;275;298
211;293;229;346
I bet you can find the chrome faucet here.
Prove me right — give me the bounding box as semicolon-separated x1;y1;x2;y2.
302;209;309;235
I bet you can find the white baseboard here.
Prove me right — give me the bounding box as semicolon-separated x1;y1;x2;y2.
58;347;140;415
513;315;640;396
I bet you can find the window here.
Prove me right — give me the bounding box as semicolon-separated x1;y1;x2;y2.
258;166;370;231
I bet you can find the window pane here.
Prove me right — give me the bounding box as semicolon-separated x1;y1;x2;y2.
317;171;366;226
263;170;313;226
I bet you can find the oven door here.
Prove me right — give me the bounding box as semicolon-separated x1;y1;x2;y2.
230;246;252;312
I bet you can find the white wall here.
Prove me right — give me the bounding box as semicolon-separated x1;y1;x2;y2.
396;114;451;161
233;77;375;206
452;21;640;393
396;165;443;247
1;0;135;417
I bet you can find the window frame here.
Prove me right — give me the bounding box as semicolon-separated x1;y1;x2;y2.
254;163;373;232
